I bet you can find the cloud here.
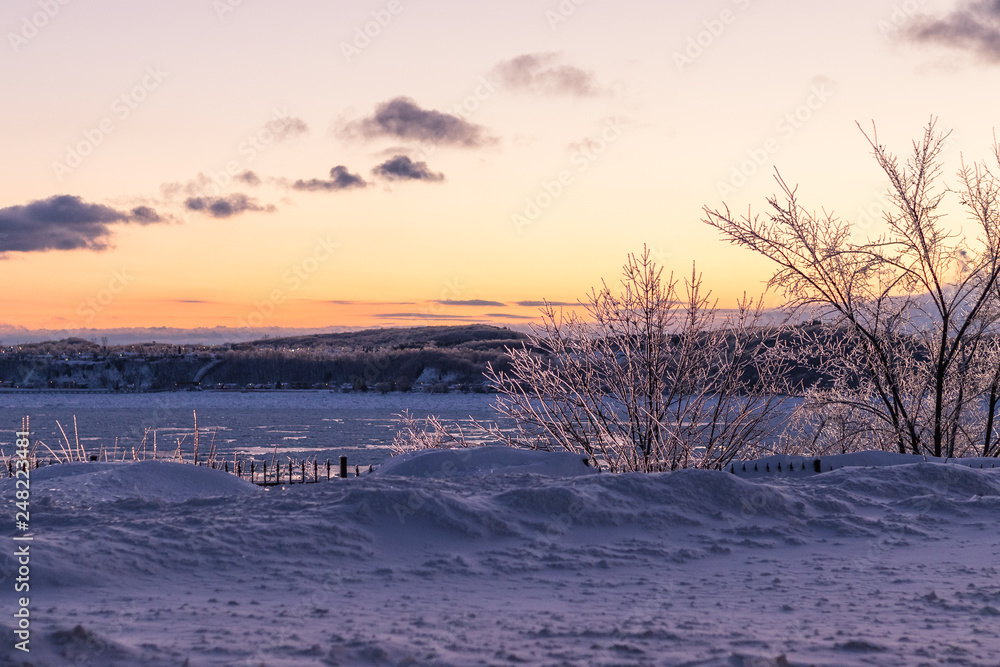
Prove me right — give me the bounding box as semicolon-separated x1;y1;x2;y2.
0;324;362;346
344;97;493;147
293;166;367;192
485;313;536;319
160;174;221;199
0;195;164;254
237;171;261;186
325;300;416;306
904;1;1000;61
374;313;477;320
162;170;264;200
373;155;445;182
491;53;601;96
434;299;505;307
184;194;276;218
129;206;162;223
271;116;310;142
515;300;578;307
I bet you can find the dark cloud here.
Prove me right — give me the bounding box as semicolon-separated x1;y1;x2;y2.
0;195;164;254
486;313;536;319
515;300;577;307
237;171;261;186
129;206;162;223
374;313;476;320
271;116;310;142
491;53;601;96
293;166;367;192
184;194;276;218
904;1;1000;61
345;97;493;147
435;299;505;307
373;155;445;182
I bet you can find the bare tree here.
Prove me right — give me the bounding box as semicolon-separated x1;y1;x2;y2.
704;119;1000;458
481;248;791;472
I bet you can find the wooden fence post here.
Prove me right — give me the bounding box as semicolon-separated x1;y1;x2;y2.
340;456;347;479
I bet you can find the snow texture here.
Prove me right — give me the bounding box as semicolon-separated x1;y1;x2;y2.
1;449;999;666
375;446;598;478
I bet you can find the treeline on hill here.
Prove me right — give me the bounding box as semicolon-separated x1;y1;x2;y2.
0;325;535;391
0;321;851;393
236;324;529;352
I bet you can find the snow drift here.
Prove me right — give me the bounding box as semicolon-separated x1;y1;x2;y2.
27;459;258;504
374;445;597;478
2;450;999;665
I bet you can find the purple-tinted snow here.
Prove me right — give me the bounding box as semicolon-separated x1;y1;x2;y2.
1;448;998;666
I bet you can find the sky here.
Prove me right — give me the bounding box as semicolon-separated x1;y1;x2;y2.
2;0;1000;343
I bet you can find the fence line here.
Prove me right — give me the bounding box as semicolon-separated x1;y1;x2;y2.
2;452;364;486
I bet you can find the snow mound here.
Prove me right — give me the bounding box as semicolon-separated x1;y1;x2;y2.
375;446;598;478
13;454;1000;665
734;449;1000;477
21;460;258;503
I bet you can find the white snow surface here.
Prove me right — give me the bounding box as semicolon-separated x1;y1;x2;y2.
26;460;259;503
375;446;597;478
1;449;999;666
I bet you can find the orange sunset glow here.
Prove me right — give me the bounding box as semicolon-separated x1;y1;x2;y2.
3;0;999;342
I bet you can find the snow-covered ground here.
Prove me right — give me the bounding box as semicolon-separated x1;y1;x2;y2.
3;448;999;666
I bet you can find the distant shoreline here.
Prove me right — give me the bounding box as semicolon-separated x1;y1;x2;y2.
0;387;493;395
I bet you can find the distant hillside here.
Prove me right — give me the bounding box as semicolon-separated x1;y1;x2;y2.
0;323;854;393
0;325;532;392
236;324;530;352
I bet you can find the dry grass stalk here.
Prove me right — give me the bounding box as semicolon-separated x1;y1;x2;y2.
193;410;199;465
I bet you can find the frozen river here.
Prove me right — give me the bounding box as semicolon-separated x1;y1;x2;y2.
0;390;506;469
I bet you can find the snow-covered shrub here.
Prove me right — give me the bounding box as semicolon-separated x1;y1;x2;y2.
706;120;1000;458
484;249;792;471
384;249;793;472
